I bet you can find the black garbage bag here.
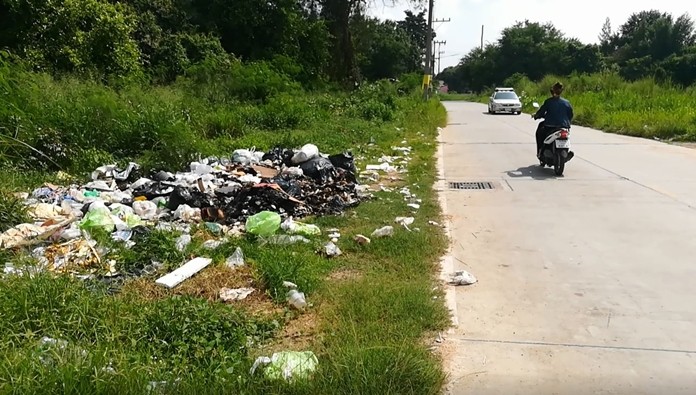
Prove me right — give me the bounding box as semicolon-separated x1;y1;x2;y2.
273;177;304;198
262;147;294;167
329;152;357;173
300;157;336;184
167;186;212;210
224;185;306;221
151;170;176;182
329;152;357;182
132;182;174;200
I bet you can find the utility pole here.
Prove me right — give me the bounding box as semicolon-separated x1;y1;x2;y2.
422;0;434;99
422;1;450;99
437;50;445;75
481;25;484;50
433;40;446;76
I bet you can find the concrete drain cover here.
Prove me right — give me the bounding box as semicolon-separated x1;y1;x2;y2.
448;182;494;190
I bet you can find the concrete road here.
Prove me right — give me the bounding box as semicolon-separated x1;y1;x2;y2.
438;102;696;395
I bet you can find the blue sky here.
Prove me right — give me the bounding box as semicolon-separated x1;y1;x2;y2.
369;0;696;70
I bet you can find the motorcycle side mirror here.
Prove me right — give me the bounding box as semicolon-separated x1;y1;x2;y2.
532;102;540;108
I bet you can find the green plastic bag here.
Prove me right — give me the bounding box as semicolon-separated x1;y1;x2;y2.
79;208;115;233
251;351;318;381
245;211;281;236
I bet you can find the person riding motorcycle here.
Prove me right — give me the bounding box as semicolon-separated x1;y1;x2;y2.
533;82;574;162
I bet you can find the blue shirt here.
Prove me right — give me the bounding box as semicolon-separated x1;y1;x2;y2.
535;96;573;128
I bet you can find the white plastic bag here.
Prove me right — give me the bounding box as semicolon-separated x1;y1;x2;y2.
233;149;260;165
451;270;477;285
132;201;157;220
173;204;201;222
225;247;245;268
291;144;319;164
371;226;394;238
175;234;192;252
287;289;307;310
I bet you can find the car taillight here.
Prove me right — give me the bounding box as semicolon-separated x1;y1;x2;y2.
559;130;569;139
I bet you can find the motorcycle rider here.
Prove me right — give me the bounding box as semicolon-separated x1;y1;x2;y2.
533;82;574;162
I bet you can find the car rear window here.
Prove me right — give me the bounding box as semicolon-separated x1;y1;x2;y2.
494;92;518;100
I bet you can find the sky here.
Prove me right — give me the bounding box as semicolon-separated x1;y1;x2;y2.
368;0;696;71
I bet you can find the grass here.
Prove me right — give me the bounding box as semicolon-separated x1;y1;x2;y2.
0;61;451;393
454;72;696;141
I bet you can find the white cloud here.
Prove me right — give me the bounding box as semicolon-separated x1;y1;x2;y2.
369;0;696;69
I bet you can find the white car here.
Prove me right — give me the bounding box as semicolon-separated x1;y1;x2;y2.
488;88;522;115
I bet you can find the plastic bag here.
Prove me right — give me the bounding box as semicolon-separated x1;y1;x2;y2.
233;149;259;165
451;270;477;285
80;208;115;233
173;204;201;222
371;226;394;238
299;157;335;183
175;234;192;252
219;287;254;302
323;241;342;257
132;201;157;220
281;167;304;177
262;235;310;245
291;144;319;164
225;247;245;268
287;289;307;310
245;211;281;236
250;351;318;381
281;218;321;236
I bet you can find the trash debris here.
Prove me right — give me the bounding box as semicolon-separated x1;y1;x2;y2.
175;234;192;252
366;162;397;173
219;287;255;302
155;257;212;288
3;143;372;283
300;157;335;183
450;270;477;286
132;201;157;220
281;218;321;236
291;144;319;164
395;216;415;230
407;203;420;210
371;226;394;238
322;241;342;257
262;235;311;245
225;247;245;268
245;211;281;236
80;207;115;233
287;289;307;310
202;239;223;250
250;351;319;381
353;234;371;245
428;220;442;227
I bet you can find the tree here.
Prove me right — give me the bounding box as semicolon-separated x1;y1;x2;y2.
0;0;142;79
599;17;615;56
613;11;695;66
354;18;418;80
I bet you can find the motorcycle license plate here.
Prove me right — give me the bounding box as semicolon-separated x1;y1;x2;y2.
555;139;570;148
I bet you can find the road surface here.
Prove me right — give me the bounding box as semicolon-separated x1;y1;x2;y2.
438;102;696;395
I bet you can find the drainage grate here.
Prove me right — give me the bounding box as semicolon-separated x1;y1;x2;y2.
448;181;494;190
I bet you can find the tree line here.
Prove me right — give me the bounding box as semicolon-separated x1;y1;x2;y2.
440;10;696;92
0;0;432;85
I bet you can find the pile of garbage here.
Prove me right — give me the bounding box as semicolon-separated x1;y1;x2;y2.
1;144;365;250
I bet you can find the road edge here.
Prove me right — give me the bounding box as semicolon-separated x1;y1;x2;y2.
435;125;459;329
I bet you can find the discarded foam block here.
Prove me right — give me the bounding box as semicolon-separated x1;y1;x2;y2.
155;257;212;288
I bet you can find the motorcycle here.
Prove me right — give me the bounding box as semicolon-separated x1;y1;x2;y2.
532;102;573;176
